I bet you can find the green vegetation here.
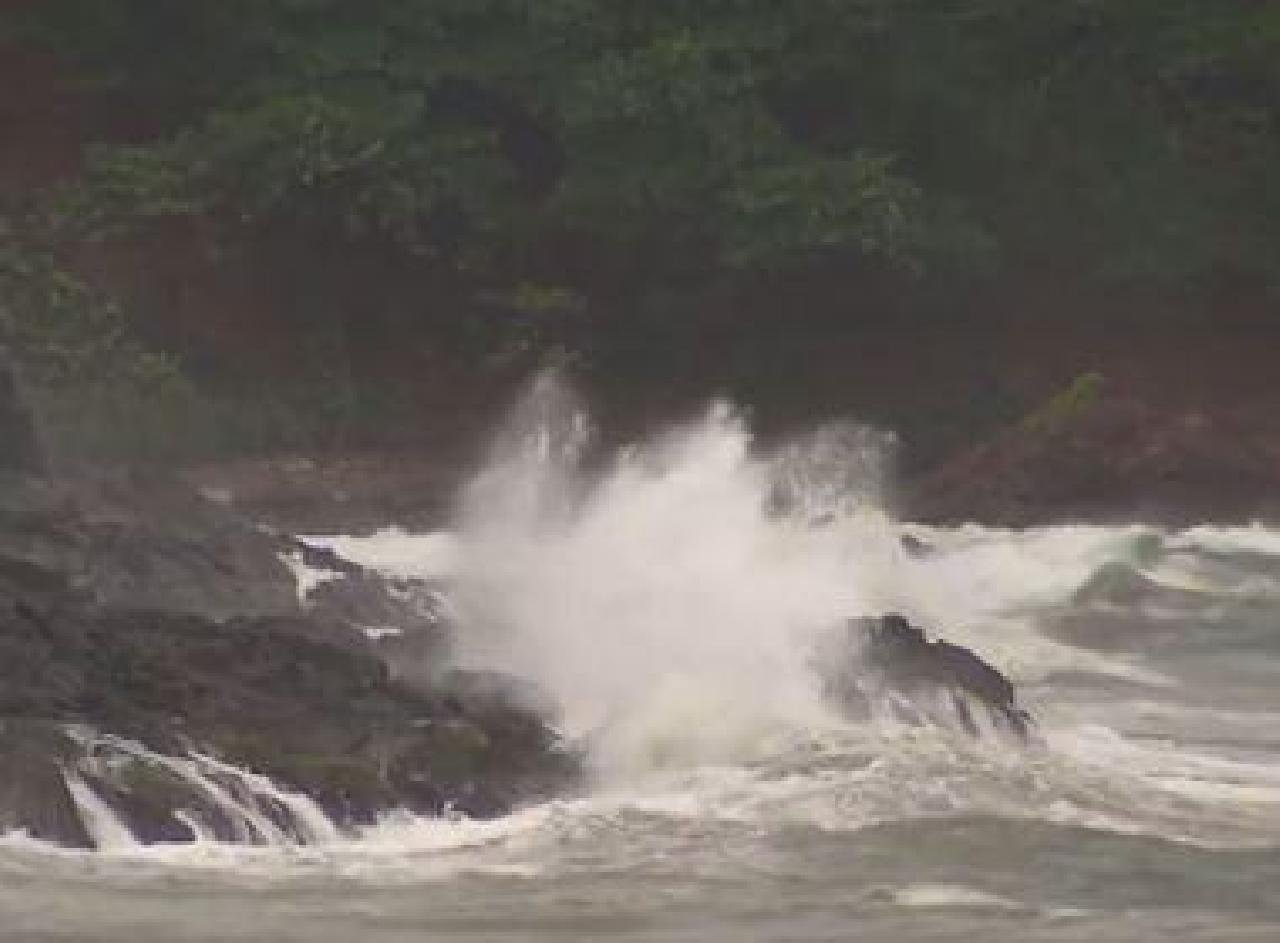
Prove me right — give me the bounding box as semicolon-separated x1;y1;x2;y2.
0;212;175;387
3;1;1279;458
24;0;1278;291
1021;371;1106;437
0;210;196;460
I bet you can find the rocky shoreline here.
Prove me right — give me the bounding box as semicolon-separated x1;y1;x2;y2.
0;465;580;848
0;466;581;848
177;380;1280;537
6;347;1278;849
906;380;1280;528
0;354;581;847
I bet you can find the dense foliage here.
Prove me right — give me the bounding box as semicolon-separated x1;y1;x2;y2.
3;1;1280;455
20;1;1279;294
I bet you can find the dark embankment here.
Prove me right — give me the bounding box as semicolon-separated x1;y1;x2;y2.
905;318;1280;526
171;315;1280;534
0;471;579;847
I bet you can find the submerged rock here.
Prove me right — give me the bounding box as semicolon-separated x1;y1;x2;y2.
819;614;1032;739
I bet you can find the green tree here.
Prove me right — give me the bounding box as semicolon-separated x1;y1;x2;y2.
9;0;1280;352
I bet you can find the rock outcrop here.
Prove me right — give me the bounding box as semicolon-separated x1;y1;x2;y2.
0;348;43;474
0;721;91;847
818;614;1032;740
0;457;578;848
907;378;1280;526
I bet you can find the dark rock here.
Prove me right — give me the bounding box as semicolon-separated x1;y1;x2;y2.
906;385;1280;527
0;721;91;848
0;464;447;655
819;614;1032;739
284;537;456;690
0;470;298;621
0;468;580;847
0;551;68;595
438;669;563;727
0;348;43;475
299;559;451;677
0;589;578;844
899;533;934;558
78;761;205;845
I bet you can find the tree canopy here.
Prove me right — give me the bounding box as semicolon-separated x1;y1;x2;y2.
15;0;1280;304
3;2;1280;458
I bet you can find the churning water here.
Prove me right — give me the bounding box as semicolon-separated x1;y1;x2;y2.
5;375;1280;941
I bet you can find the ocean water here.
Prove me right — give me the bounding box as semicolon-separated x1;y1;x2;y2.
4;380;1280;942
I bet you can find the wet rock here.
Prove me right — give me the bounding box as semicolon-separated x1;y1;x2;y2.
0;589;578;844
819;614;1032;739
297;549;451;679
0;470;298;621
0;721;91;848
438;669;563;728
0;468;579;847
0;464;448;659
0;348;43;475
899;533;934;558
78;760;208;845
906;383;1280;526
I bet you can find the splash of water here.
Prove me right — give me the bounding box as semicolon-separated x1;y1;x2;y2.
59;733;340;849
450;371;908;776
61;773;136;851
11;375;1280;867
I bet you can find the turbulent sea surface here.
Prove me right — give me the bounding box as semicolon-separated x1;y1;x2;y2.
5;388;1280;941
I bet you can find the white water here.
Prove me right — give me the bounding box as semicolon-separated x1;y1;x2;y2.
297;374;1280;853
6;374;1280;940
451;375;901;773
61;773;136;851
54;734;340;850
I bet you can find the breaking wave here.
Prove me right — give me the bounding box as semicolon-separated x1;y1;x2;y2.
7;371;1280;882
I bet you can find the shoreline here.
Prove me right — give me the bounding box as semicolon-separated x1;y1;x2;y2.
177;441;1280;537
